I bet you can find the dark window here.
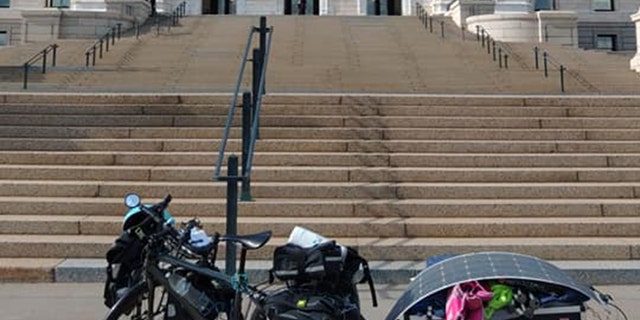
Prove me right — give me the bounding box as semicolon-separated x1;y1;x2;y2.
535;0;555;11
0;31;6;46
593;0;614;11
595;34;616;50
0;0;9;7
49;0;69;7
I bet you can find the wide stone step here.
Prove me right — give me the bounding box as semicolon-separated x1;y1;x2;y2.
5;114;640;128
3;93;640;107
4;215;639;238
0;102;567;117
1;180;640;199
6;138;640;153
7;165;640;182
4;196;640;217
9;103;640;118
0;234;637;261
8;126;640;141
3;151;640;167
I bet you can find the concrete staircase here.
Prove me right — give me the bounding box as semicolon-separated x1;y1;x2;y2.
2;16;639;94
1;15;640;283
1;93;640;282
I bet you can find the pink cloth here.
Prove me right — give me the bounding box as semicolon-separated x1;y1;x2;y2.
445;281;494;320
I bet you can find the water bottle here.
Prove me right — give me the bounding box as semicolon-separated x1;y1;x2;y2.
168;273;216;317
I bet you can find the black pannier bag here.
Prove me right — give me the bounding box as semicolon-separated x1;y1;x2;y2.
271;241;378;310
272;241;344;282
261;288;360;320
103;231;145;308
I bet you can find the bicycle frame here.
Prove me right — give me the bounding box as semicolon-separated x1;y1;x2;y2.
104;194;270;320
143;254;236;320
125;239;266;320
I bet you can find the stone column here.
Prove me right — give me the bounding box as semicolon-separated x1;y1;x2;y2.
494;0;533;13
631;8;640;72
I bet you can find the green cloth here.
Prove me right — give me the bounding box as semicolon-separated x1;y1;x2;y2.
485;283;513;319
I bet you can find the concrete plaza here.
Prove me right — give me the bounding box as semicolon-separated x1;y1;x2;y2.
0;283;636;319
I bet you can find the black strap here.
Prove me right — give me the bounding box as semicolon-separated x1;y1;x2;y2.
103;264;114;304
268;268;275;284
360;259;377;307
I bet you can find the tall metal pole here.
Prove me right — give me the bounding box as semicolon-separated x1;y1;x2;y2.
225;155;239;275
241;92;253;201
259;16;267;95
252;48;262;112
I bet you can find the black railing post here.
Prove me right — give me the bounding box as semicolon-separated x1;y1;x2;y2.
481;30;485;47
23;63;28;89
111;27;116;45
226;155;239;276
543;52;548;77
534;46;539;69
440;21;444;38
259;16;267;64
42;50;47;74
560;65;565;93
85;52;90;67
492;41;496;61
429;16;433;33
498;48;503;68
117;23;122;39
92;47;97;65
241;91;253;202
476;25;480;41
252;48;262;109
504;54;508;69
52;45;58;67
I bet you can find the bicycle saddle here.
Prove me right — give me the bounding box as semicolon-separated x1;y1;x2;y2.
221;230;272;250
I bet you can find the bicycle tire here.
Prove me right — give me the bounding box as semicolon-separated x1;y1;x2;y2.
103;282;152;320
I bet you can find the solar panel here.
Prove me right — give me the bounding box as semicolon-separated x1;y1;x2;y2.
384;252;605;320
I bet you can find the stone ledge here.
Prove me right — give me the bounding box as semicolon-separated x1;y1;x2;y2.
50;258;640;285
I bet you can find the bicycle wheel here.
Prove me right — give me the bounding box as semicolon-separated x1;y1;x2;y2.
103;282;169;320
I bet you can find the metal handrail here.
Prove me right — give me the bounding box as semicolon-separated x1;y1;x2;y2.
213;18;272;182
23;44;58;89
534;46;566;92
476;25;510;69
211;17;272;277
84;24;122;67
244;31;273;179
415;3;472;41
